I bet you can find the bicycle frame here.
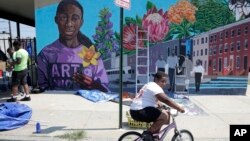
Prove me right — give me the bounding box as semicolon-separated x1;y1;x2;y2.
154;117;178;141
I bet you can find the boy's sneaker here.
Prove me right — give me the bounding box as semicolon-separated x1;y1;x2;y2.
142;131;154;141
20;96;31;101
6;97;17;102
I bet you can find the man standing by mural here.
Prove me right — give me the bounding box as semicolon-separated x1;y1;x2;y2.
155;55;167;73
167;49;178;92
7;41;31;102
191;59;204;92
37;0;109;92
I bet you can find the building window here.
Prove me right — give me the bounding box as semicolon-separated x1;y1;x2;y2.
210;36;213;43
214;34;217;42
205;37;208;43
231;30;235;37
225;31;228;38
237;28;241;36
230;42;234;52
245;39;248;49
213;46;216;55
219;44;223;54
209;48;212;55
205;48;208;55
197;50;199;56
201;49;203;56
236;56;240;69
197;39;199;45
245;26;248;34
201;38;204;44
220;32;223;40
224;43;228;53
237;41;241;51
193;51;195;56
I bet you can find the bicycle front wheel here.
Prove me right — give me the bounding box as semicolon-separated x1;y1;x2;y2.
118;131;142;141
171;129;194;141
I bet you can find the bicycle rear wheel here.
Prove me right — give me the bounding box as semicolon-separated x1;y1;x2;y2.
118;131;142;141
171;129;194;141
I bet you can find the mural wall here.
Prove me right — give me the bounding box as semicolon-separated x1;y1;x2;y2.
35;0;250;95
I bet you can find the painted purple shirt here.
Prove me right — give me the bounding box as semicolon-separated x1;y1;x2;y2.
37;39;109;91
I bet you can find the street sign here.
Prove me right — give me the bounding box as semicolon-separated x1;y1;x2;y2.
115;0;130;10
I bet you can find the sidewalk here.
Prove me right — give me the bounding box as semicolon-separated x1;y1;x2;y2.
0;89;250;141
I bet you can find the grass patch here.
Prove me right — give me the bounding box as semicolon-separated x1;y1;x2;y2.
56;130;86;141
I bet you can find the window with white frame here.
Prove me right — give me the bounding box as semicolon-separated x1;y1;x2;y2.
237;41;241;51
219;44;223;54
210;36;213;43
224;43;228;52
245;26;248;34
231;30;235;37
237;28;241;36
244;39;248;49
230;42;234;52
213;46;217;55
209;48;212;55
220;32;223;40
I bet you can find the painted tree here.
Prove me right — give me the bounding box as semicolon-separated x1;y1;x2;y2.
92;8;119;59
194;0;235;33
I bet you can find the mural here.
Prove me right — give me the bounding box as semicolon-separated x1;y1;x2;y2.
36;0;250;95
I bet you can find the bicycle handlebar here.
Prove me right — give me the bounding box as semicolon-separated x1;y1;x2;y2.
160;105;179;116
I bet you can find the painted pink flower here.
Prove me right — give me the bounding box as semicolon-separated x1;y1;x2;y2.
142;7;169;42
123;24;144;50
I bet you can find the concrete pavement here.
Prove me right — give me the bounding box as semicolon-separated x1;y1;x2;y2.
0;88;250;141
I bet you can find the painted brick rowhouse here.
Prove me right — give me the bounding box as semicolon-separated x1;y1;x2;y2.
207;18;250;76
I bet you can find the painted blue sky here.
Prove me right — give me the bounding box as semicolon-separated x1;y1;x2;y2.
35;0;176;53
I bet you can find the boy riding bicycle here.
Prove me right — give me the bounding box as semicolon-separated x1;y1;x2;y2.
130;71;185;141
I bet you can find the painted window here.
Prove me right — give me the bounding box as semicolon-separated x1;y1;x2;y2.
230;42;234;52
244;39;248;49
224;43;228;52
237;41;241;51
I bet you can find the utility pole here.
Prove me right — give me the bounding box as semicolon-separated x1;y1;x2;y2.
8;20;12;39
8;20;12;48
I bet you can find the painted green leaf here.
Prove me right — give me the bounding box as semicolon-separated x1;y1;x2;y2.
125;17;136;25
146;1;156;11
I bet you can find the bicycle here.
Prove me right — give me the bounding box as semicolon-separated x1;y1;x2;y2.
118;106;194;141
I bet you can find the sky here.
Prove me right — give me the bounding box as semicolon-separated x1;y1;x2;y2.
0;18;36;39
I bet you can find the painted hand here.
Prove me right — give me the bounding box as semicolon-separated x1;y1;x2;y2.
72;73;93;88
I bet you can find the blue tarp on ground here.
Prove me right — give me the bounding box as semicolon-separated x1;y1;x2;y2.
76;90;119;103
0;103;32;131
